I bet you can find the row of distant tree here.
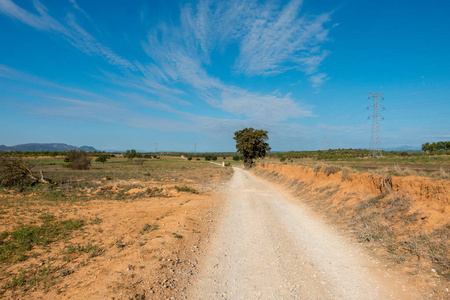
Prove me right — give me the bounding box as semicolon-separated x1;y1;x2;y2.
421;141;450;153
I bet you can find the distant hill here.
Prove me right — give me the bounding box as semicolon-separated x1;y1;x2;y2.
0;143;97;152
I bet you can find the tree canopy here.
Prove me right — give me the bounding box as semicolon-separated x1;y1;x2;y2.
234;128;271;168
422;141;450;154
125;149;137;161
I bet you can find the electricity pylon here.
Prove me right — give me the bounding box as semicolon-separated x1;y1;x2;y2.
366;91;385;158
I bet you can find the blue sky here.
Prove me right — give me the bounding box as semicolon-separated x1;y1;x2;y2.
0;0;449;152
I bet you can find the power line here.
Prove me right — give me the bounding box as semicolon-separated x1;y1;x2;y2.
366;91;385;158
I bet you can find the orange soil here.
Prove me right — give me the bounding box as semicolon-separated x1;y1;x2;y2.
255;163;449;232
1;186;224;299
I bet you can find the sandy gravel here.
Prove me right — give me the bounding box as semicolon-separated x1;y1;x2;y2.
188;168;417;299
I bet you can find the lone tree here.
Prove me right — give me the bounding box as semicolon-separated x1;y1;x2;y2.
95;153;110;164
234;128;271;168
125;149;137;161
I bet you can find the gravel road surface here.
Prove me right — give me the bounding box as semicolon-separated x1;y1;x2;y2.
188;168;415;299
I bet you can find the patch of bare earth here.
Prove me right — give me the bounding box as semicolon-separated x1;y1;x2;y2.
0;163;232;299
253;163;449;299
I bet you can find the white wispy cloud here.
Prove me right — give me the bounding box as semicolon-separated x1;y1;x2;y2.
172;0;332;86
0;0;133;69
142;1;317;124
0;0;67;32
235;0;331;81
309;73;329;89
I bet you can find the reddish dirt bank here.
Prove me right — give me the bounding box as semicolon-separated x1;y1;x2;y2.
253;163;449;299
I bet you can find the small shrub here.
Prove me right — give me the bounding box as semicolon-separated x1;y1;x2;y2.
0;155;36;187
173;185;198;194
95;153;110;164
323;166;341;176
65;150;91;170
341;167;350;181
146;187;165;197
187;156;192;161
313;166;321;176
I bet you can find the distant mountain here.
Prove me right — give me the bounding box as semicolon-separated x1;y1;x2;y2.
0;143;98;152
383;145;421;151
78;145;97;152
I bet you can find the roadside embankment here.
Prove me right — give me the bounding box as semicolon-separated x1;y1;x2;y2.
253;163;449;298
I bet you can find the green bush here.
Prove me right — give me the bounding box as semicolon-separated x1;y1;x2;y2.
95;153;110;164
64;150;91;170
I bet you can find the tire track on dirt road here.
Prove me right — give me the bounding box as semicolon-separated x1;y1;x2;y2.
188;168;417;299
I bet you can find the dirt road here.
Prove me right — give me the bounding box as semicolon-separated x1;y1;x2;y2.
188;168;417;299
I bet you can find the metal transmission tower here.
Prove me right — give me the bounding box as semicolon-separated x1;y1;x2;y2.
366;91;385;158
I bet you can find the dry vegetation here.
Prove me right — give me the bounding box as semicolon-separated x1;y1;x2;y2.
267;150;450;180
0;156;233;299
253;162;449;298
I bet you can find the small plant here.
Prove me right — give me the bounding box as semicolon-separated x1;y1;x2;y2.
173;185;198;194
146;187;165;197
39;213;55;223
90;217;102;225
142;223;159;232
172;233;183;239
59;268;74;276
62;243;102;258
